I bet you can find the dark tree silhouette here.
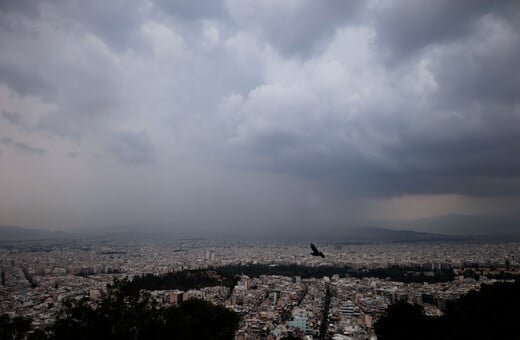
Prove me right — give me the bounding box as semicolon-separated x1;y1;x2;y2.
374;301;436;340
48;278;240;340
0;314;32;340
375;281;520;340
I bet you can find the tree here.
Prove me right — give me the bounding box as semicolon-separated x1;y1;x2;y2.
48;277;239;340
375;281;520;340
374;302;436;340
0;314;32;340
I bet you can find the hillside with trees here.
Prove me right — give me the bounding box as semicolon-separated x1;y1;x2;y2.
0;278;239;340
375;281;520;340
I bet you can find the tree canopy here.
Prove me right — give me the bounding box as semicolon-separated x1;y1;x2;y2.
1;278;240;340
375;281;520;340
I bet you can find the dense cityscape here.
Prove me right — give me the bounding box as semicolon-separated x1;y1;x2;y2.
1;239;519;339
2;0;520;338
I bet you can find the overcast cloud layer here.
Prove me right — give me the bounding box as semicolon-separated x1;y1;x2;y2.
1;0;520;237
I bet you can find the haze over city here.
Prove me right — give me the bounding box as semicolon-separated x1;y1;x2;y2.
1;0;520;239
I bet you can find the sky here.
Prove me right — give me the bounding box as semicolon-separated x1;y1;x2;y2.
1;0;520;238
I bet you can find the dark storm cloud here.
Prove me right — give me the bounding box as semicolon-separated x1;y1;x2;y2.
430;37;520;107
374;132;517;195
152;0;227;20
37;113;84;139
1;111;22;126
220;0;520;199
227;0;365;57
1;0;520;232
0;0;40;18
0;64;55;99
0;137;45;155
46;0;150;52
107;130;156;164
230;98;520;198
371;0;516;60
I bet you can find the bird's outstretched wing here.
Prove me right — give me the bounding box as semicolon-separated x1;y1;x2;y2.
310;243;325;257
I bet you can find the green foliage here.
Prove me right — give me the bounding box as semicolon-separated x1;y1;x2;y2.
375;281;520;340
107;264;454;298
216;263;351;279
4;277;239;340
164;298;240;340
0;314;32;340
128;269;238;291
442;281;520;339
349;266;455;283
216;263;455;283
374;302;436;340
48;278;239;340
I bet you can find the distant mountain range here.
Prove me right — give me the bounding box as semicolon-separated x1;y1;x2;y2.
398;214;520;236
0;225;72;240
2;219;519;242
337;227;461;243
0;225;164;241
0;225;457;242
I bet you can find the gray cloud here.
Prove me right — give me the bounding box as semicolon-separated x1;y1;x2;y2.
152;0;227;20
430;29;520;107
0;0;40;19
371;0;515;60
39;0;152;52
107;130;156;164
0;0;519;234
212;1;520;200
225;91;520;198
0;137;45;155
0;64;56;99
1;110;22;126
226;0;365;57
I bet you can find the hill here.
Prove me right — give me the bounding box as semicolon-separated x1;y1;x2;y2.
339;227;460;243
0;226;71;240
375;280;520;340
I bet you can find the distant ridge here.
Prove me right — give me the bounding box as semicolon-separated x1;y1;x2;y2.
339;227;461;243
2;224;517;242
0;225;173;241
399;214;520;236
0;225;71;240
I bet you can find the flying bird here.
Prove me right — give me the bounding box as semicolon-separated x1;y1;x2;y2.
310;243;325;258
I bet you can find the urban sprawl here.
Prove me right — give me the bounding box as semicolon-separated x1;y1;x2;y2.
1;240;519;339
